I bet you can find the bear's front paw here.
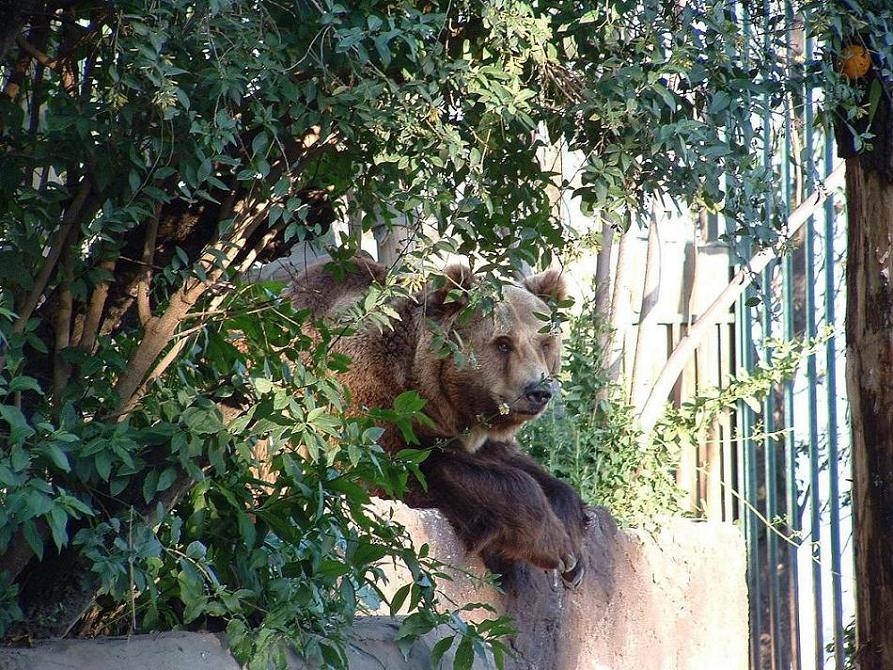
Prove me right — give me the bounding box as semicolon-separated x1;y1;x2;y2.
559;556;585;589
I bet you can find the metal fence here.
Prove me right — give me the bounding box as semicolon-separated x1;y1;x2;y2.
732;4;852;669
662;3;853;668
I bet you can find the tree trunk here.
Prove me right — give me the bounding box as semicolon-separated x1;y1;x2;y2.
844;156;893;670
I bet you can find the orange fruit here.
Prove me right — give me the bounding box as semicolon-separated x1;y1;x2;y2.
840;44;871;79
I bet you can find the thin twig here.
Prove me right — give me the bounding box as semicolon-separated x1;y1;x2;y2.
637;163;846;434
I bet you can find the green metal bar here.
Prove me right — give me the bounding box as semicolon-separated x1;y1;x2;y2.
823;120;846;670
761;0;781;659
737;4;761;666
781;2;802;668
762;263;781;670
741;287;762;670
735;297;746;530
802;33;825;670
781;230;801;670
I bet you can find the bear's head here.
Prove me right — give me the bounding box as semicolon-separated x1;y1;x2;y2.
415;266;568;452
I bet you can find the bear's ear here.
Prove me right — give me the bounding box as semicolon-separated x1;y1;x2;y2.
426;264;476;315
523;269;568;303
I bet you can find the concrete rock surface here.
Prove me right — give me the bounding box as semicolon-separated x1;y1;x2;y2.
0;621;487;670
370;500;748;670
0;501;747;670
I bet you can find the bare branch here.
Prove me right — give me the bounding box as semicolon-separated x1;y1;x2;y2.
77;257;117;354
113;197;265;414
593;221;614;347
630;209;661;410
637;163;846;434
0;519;48;584
605;228;631;384
14;179;91;334
52;245;74;400
15;34;60;72
136;206;160;326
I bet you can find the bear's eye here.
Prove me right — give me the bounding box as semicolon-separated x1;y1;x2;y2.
495;338;513;354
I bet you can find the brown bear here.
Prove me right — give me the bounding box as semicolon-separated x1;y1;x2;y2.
287;256;588;587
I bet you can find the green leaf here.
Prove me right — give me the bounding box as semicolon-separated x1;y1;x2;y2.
143;470;159;502
157;466;177;492
110;477;129;496
353;541;388;565
453;636;474;670
180;406;223;435
252;376;275;395
430;634;455;669
10;445;29;471
395;448;429;464
0;464;16;485
390;583;411;617
22;519;44;561
185;541;207;560
47;505;68;551
8;376;43;394
237;512;257;548
0;405;35;446
651;82;675;110
95;450;112;482
709;90;730;114
393;391;426;414
42;444;71;472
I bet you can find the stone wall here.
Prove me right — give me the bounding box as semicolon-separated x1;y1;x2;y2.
0;502;748;670
370;500;748;670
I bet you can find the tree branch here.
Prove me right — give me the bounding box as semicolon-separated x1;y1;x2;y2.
136;205;160;326
76;257;117;354
14;179;91;335
605;228;631;384
51;245;74;400
637;163;846;434
15;34;60;72
593;221;614;360
0;521;48;584
113;197;264;414
630;208;661;410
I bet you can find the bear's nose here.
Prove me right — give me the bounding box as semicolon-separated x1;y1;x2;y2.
524;382;553;409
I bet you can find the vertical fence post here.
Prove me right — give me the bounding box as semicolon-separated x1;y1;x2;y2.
710;4;854;669
802;26;827;670
823;111;846;670
782;3;803;669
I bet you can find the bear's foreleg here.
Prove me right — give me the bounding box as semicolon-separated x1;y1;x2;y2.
417;448;579;578
476;441;588;587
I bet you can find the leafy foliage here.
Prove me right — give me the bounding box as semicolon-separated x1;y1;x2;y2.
521;291;831;527
0;0;877;666
520;293;684;526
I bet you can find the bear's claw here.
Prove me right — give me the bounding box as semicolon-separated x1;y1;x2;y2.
560;559;585;589
557;554;577;574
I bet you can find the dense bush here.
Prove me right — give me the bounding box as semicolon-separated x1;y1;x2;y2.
0;0;851;667
521;289;831;527
519;292;683;526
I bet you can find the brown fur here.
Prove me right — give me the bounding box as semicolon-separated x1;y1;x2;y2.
287;257;587;586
